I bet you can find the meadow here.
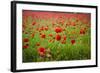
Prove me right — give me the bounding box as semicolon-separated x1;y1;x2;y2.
22;11;91;62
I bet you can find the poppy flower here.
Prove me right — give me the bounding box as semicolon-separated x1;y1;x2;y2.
80;28;85;34
54;27;62;33
38;47;46;57
40;27;44;31
41;34;46;38
63;35;66;40
32;22;36;26
71;39;75;45
23;45;29;49
44;26;48;31
38;47;46;53
55;34;61;41
49;34;53;37
23;38;29;42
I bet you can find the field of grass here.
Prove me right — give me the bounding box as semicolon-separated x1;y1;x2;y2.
22;11;91;62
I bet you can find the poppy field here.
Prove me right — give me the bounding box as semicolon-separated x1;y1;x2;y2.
22;10;91;63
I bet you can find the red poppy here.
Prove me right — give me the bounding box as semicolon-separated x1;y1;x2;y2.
54;27;62;33
38;28;41;32
23;45;29;49
38;47;46;57
55;34;61;41
49;34;53;37
38;47;46;53
41;34;46;38
80;28;85;34
63;35;66;40
23;38;29;42
71;39;75;45
32;22;36;26
44;26;48;31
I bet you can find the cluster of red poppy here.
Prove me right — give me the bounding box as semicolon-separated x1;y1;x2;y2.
23;12;90;59
36;26;48;32
38;47;46;57
22;11;91;62
23;21;78;49
80;28;86;35
23;38;29;49
38;47;52;58
54;27;62;33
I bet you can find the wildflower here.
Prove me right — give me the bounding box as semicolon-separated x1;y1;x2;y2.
55;34;61;41
71;39;75;45
41;34;46;38
23;45;29;49
32;22;36;26
54;27;62;33
23;38;29;42
38;47;46;57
